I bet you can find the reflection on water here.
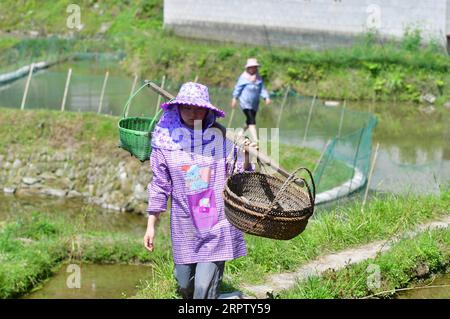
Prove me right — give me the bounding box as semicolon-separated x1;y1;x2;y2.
395;274;450;299
23;263;154;299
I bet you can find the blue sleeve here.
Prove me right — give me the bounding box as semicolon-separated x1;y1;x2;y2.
260;81;269;100
232;76;246;98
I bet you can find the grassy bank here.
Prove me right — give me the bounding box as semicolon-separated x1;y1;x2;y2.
0;211;171;298
0;107;331;185
279;227;450;299
0;1;449;105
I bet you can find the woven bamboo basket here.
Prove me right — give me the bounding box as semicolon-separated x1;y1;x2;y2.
118;116;158;161
223;167;315;240
118;83;162;162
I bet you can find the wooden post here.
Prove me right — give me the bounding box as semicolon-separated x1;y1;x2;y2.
155;75;166;116
276;85;290;128
362;142;380;210
337;100;346;138
98;71;109;114
20;63;34;110
125;74;138;117
302;94;316;146
60;68;72;112
348;125;365;192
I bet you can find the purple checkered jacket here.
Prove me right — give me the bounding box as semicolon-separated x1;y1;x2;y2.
147;107;249;264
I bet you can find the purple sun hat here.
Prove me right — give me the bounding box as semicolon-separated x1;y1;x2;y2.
160;82;226;118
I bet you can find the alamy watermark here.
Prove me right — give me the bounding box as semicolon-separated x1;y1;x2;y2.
366;263;381;290
366;4;382;30
66;4;83;30
66;264;81;289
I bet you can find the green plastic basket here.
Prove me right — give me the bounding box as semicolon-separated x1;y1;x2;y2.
118;83;162;162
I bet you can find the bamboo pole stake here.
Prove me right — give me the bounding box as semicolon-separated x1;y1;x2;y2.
362;142;380;210
98;71;109;114
348;125;365;193
227;108;236;128
145;80;306;188
312;140;331;176
125;74;138;117
155;75;166;116
276;85;290;128
302;94;317;146
337;100;346;138
60;68;72;112
21;63;34;110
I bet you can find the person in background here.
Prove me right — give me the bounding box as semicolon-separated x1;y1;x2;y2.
231;58;271;143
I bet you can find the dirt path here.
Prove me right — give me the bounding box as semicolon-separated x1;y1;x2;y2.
238;214;450;299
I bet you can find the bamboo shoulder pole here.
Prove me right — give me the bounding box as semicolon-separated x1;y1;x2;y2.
155;75;166;116
145;81;305;188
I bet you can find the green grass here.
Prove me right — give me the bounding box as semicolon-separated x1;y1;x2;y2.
0;210;171;298
0;1;449;104
0;107;119;154
279;227;450;299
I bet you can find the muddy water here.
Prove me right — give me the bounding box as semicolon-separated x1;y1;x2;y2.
23;263;154;299
396;274;450;299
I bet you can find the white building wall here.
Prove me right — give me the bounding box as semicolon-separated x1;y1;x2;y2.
164;0;448;47
447;0;450;35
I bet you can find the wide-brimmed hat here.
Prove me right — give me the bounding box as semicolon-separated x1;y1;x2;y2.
245;58;261;68
160;82;225;118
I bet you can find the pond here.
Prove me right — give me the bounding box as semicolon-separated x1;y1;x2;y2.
23;263;154;299
395;273;450;299
0;193;147;235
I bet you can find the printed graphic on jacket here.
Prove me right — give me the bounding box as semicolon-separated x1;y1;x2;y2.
182;165;218;231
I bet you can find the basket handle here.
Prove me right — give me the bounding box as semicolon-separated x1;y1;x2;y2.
122;82;149;118
270;166;315;210
252;166;316;229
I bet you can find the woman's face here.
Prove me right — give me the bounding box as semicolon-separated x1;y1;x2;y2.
179;105;208;128
246;66;258;75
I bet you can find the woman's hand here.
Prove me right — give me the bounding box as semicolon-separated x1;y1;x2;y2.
243;138;258;170
265;98;272;106
144;214;159;252
231;98;237;109
144;227;155;252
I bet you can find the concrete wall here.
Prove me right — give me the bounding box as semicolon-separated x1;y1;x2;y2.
164;0;448;49
447;0;450;35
